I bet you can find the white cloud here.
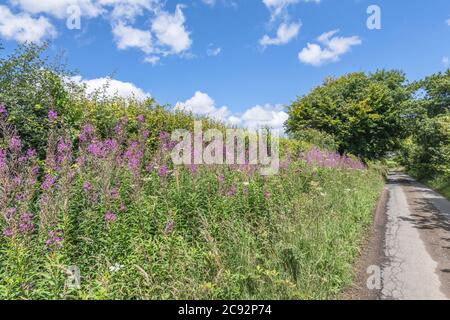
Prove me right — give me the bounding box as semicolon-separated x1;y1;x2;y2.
0;5;56;43
72;75;151;100
144;55;160;65
262;0;319;19
260;21;301;46
175;91;230;121
176;92;289;131
9;0;103;19
207;45;222;56
443;56;449;68
232;104;289;131
100;0;161;22
9;0;159;20
447;18;450;26
112;22;153;53
7;1;189;63
151;4;192;54
202;0;216;6
298;29;361;66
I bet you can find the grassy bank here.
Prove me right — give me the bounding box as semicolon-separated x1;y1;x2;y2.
0;116;385;299
425;176;450;200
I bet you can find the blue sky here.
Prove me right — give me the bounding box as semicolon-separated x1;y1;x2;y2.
0;0;450;130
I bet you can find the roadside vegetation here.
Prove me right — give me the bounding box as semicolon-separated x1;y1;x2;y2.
0;42;446;300
287;69;449;199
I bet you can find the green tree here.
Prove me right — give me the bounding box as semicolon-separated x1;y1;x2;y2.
286;70;412;159
0;43;72;156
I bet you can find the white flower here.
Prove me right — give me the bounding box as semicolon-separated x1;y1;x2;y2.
109;263;124;273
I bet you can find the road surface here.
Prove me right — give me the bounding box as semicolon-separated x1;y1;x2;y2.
348;172;450;300
381;172;450;300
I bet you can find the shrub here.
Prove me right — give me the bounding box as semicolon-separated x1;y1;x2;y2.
0;110;384;300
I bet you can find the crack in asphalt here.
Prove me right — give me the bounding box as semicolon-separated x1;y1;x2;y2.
381;173;448;300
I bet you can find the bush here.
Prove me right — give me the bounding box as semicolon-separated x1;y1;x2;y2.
402;114;450;180
0;111;384;300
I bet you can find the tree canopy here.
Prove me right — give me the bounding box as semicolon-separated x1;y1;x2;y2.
286;70;413;160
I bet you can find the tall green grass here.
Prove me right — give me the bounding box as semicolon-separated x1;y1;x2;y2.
0;161;384;299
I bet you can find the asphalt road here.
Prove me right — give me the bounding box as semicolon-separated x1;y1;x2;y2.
381;172;450;300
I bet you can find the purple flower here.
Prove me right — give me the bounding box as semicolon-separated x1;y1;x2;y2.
46;230;64;248
145;162;155;173
16;193;25;202
159;132;170;142
0;104;8;117
26;148;37;158
218;175;225;183
137;114;145;123
83;181;92;192
164;221;175;235
158;165;169;177
226;186;237;197
48;110;58;122
189;164;198;174
21;282;34;291
2;228;14;238
42;174;57;191
110;187;120;199
105;211;117;223
9;136;22;151
79;124;94;143
5;207;17;220
19;213;34;235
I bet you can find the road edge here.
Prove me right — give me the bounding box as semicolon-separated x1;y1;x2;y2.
342;183;389;300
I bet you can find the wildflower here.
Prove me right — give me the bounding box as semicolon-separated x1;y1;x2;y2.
0;104;8;117
26;148;37;158
9;136;22;151
264;191;271;199
164;221;175;235
159;132;170;142
83;181;92;193
46;230;64;248
189;164;198;174
42;174;57;191
109;263;124;273
105;211;117;223
110;187;120;199
21;282;34;291
48;110;58;122
16;193;25;202
19;213;34;235
218;175;225;183
2;228;14;238
158;165;169;177
145;162;155;173
137;114;145;123
79;124;94;143
5;207;17;220
226;186;237;197
141;129;150;140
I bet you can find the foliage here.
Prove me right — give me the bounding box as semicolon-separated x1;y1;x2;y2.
287;70;412;160
0;111;384;300
400;70;450;189
0;43;220;158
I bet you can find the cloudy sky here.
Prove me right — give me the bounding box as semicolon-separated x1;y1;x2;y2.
0;0;449;130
